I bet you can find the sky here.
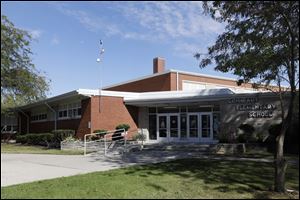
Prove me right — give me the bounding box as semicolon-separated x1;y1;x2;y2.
1;1;239;97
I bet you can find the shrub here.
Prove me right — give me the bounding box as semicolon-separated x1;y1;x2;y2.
217;132;229;143
132;132;147;141
256;132;265;143
16;133;54;147
62;136;79;142
51;129;75;147
115;124;130;131
238;124;255;143
93;129;107;136
237;134;246;143
16;135;27;144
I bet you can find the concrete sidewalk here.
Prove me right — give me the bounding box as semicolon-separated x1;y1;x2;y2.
1;151;193;187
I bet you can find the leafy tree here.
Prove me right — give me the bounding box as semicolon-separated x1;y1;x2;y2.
196;1;299;193
1;15;50;113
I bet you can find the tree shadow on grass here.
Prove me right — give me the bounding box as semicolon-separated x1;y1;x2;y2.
119;158;299;197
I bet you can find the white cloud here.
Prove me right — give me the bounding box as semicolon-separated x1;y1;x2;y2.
51;3;121;37
51;36;60;45
49;2;225;55
117;1;225;40
28;29;43;39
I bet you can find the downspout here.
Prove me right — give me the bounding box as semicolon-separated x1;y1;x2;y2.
176;71;179;91
45;102;57;131
17;108;29;134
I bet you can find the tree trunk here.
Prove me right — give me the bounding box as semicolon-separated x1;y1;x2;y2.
274;91;295;192
274;131;288;193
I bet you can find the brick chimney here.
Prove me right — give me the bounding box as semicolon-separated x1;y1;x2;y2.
153;57;165;74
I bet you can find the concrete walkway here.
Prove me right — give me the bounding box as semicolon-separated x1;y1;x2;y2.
1;151;298;187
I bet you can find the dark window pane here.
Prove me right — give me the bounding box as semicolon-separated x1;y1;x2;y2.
149;115;157;140
157;107;179;113
180;114;187;138
189;115;198;137
159;130;167;137
188;106;212;112
190;129;198;137
170;115;178;137
149;107;156;114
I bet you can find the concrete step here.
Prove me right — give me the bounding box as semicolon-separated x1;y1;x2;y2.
142;144;216;152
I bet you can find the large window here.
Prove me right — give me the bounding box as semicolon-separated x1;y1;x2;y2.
58;102;81;119
31;113;47;122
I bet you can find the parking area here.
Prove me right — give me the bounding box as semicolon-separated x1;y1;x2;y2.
1;151;199;187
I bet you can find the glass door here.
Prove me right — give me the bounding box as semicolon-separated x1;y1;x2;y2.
200;113;213;142
157;115;168;142
157;114;179;142
188;114;199;141
169;114;179;142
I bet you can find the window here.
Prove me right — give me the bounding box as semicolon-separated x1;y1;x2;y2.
31;113;47;122
58;102;81;119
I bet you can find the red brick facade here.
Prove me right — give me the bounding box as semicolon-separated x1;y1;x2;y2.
77;98;91;138
17;96;139;139
104;73;172;92
89;96;138;139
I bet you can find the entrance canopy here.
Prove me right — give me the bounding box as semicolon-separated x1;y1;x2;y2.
124;88;239;107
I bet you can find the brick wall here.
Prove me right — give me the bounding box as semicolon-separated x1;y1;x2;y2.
76;98;91;138
104;73;172;92
90;96;138;137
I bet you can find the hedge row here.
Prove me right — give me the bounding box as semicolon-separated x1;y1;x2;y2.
16;129;75;148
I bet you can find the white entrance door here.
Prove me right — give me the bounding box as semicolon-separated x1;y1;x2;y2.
169;114;179;142
200;113;213;143
187;113;199;142
157;114;179;142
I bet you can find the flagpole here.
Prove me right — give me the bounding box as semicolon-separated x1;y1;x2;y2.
97;40;105;112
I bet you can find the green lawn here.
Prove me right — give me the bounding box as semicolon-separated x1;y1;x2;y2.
1;158;299;199
1;143;83;155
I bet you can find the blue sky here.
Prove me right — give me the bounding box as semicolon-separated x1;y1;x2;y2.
1;1;238;97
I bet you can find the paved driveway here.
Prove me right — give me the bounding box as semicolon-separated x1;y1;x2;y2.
1;151;198;187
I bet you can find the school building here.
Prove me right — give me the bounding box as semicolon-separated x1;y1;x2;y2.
2;57;289;143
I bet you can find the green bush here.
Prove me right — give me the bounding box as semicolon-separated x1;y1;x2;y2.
238;124;255;143
93;129;107;134
16;133;54;147
132;132;147;141
51;129;75;145
237;134;246;143
115;124;130;131
217;132;229;143
16;135;27;144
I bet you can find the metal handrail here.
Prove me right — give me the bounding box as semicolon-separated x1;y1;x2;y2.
84;128;125;156
1;125;7;133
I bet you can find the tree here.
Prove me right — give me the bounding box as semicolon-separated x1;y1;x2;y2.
1;15;50;113
196;1;299;193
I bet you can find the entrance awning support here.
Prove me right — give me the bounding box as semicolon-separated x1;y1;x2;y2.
45;102;57;131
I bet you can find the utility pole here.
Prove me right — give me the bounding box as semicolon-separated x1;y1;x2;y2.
97;40;105;112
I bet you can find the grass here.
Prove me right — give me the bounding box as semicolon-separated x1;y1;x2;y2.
1;158;299;199
1;143;83;155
